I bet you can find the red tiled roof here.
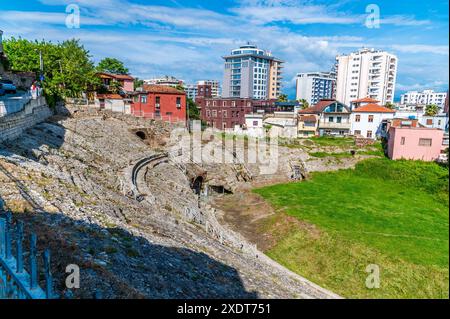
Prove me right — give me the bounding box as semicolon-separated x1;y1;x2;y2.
299;115;317;122
97;72;134;81
97;94;123;100
298;99;337;114
353;103;395;113
351;97;380;103
142;84;185;95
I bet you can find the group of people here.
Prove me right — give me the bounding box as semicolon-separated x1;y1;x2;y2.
30;81;42;99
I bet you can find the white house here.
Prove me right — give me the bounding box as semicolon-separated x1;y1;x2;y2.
420;114;449;131
350;103;395;139
299;99;352;137
94;94;131;114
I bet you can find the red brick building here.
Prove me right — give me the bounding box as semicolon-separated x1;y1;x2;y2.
196;97;253;129
197;95;294;129
131;85;186;123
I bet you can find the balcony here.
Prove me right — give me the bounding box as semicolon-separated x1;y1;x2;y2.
319;122;351;129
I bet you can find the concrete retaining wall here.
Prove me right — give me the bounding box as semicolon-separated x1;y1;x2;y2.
0;96;52;143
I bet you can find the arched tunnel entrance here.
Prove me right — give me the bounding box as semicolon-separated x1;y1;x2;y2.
192;176;203;195
135;131;147;140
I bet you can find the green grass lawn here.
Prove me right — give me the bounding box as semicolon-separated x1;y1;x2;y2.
254;158;449;298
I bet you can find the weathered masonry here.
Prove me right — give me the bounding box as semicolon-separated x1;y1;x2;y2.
0;96;52;143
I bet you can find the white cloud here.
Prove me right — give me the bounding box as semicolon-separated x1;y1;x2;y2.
0;0;447;98
390;44;449;55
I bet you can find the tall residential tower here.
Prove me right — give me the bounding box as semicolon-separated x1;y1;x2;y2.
335;48;398;106
296;72;336;105
222;44;283;100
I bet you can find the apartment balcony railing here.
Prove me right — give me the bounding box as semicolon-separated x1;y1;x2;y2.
319;122;351;129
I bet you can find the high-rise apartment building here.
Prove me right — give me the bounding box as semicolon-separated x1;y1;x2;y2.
222;44;283;100
197;80;220;98
184;84;198;100
296;72;336;105
335;48;398;106
400;90;448;107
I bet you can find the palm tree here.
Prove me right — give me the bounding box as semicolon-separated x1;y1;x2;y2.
299;98;310;110
385;102;395;110
277;94;288;102
425;104;439;116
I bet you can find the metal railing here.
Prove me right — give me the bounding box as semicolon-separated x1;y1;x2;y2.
0;211;54;299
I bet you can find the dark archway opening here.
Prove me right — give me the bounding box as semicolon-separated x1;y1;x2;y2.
192;176;203;195
136;131;147;140
209;185;233;195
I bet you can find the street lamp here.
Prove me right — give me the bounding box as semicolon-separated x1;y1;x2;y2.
34;49;44;84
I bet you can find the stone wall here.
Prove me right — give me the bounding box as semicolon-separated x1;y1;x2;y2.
0;71;36;91
0;96;52;143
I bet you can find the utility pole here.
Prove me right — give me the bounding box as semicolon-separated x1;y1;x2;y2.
35;49;44;89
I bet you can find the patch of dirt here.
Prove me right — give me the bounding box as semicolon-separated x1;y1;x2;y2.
211;191;321;252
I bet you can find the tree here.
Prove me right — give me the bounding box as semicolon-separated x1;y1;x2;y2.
385;102;395;110
96;57;129;75
134;78;144;89
3;37;98;105
187;98;200;120
278;94;288;102
175;84;185;92
298;98;309;110
425;104;439;116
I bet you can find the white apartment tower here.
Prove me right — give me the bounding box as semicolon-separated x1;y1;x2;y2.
400;90;448;107
296;72;336;105
335;48;398;106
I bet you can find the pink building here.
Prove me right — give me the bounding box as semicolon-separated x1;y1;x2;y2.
387;119;445;161
97;72;134;93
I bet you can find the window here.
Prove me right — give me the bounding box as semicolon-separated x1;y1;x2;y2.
419;138;432;147
337;117;342;123
355;114;361;122
155;96;160;108
328;117;334;122
223;110;227;118
253;121;258;127
232;101;236;107
354;130;361;136
212;110;217;118
400;137;405;145
176;97;181;109
368;115;374;123
426;119;433;125
141;95;147;103
367;131;373;138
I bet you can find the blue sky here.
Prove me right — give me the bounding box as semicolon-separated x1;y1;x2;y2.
0;0;448;100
